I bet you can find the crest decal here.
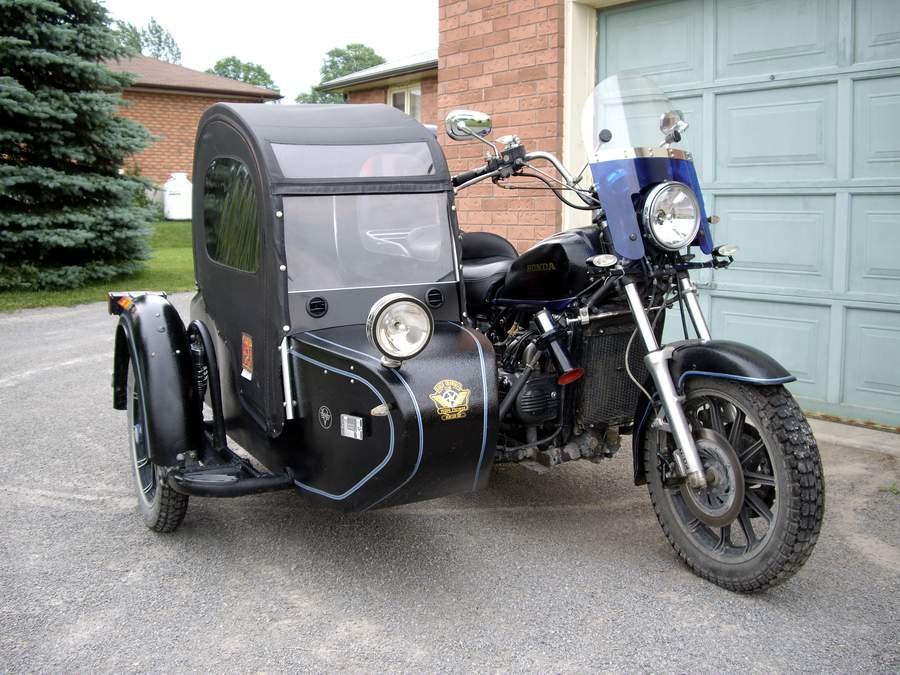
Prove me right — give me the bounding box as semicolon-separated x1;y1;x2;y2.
428;379;471;421
318;405;333;429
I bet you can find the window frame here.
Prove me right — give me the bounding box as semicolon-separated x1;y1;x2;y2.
387;82;422;121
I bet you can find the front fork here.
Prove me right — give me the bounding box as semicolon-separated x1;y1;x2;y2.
623;274;709;488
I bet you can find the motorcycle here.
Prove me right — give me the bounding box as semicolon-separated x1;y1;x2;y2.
109;73;823;592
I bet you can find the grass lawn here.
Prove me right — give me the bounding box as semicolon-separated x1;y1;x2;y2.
0;220;195;312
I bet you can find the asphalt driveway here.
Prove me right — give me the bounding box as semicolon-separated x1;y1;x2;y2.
1;295;898;673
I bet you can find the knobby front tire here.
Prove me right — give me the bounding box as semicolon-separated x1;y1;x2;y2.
644;378;824;592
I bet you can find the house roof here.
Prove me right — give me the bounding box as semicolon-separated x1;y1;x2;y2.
317;50;438;92
105;55;282;100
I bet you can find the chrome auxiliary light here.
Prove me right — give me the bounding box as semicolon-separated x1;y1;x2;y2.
366;293;434;368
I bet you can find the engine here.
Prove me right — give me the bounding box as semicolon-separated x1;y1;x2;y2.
495;311;652;468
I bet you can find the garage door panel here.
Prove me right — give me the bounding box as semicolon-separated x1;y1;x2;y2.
852;76;900;179
714;194;834;292
842;308;900;413
848;194;900;300
854;0;900;65
715;0;839;78
710;297;830;400
600;0;703;86
716;84;837;182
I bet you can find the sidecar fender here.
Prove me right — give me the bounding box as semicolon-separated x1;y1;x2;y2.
631;340;795;485
111;293;202;466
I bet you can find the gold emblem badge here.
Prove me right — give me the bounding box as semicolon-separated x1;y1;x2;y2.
429;379;471;421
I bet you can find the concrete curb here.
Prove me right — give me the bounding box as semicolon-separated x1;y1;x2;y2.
809;418;900;459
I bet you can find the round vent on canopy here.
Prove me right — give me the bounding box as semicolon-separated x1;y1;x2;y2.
425;288;444;309
306;296;328;318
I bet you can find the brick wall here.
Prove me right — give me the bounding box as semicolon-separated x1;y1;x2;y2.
420;77;438;126
117;90;259;185
438;0;564;251
346;76;439;126
347;87;388;105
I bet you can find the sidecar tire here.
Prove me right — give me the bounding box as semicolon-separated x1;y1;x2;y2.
644;379;824;592
126;364;189;533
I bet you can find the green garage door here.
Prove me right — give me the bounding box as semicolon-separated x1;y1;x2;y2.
597;0;900;426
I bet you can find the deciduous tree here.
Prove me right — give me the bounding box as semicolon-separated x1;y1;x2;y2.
207;56;277;91
114;17;181;64
295;43;385;104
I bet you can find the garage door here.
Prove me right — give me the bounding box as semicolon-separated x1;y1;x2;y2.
597;0;900;426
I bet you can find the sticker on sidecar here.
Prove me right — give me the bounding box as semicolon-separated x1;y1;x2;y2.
429;379;471;421
241;332;253;381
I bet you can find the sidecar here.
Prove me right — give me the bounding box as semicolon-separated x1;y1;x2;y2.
110;103;497;529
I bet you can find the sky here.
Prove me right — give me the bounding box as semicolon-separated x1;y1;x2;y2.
101;0;438;102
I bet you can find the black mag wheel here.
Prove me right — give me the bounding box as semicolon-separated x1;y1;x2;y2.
126;364;188;532
644;378;824;592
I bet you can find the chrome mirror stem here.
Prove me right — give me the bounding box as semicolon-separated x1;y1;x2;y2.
460;123;499;158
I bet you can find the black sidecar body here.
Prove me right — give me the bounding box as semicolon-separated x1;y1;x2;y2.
111;103;497;515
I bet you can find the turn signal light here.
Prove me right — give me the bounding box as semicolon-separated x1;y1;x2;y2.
557;368;585;386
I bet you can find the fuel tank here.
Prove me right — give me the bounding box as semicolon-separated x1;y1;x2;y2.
498;227;603;305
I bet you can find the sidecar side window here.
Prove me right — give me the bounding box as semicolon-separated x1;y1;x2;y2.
203;158;259;273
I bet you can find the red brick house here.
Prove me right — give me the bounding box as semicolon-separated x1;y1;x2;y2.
106;56;281;186
318;52;439;126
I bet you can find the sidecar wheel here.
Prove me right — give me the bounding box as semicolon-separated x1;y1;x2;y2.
126;364;189;532
644;378;824;592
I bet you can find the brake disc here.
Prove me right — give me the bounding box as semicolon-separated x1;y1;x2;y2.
679;428;745;527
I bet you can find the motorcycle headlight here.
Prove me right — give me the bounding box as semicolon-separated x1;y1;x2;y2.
366;293;433;366
642;181;701;251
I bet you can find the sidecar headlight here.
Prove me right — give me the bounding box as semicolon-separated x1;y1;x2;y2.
366;293;434;367
642;181;701;251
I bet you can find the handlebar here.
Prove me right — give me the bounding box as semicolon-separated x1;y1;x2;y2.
451;164;491;187
452;142;597;205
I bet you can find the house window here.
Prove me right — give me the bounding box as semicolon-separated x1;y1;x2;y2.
388;83;421;121
203;158;259;273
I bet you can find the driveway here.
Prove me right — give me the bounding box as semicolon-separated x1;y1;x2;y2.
1;296;898;673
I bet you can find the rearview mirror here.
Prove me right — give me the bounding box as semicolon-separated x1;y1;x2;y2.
659;110;688;143
445;109;492;141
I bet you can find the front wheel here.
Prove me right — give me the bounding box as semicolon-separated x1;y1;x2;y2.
644;378;824;592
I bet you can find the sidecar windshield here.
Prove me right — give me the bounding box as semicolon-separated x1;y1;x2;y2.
283;192;457;293
581;73;683;158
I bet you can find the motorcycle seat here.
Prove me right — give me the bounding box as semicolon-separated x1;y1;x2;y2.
460;231;517;312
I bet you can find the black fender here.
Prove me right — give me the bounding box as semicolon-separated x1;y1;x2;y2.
112;294;202;466
631;340;795;485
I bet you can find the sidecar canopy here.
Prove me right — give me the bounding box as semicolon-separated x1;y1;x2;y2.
193;103;461;335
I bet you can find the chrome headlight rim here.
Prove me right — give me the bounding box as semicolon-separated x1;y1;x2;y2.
642;181;701;251
365;293;434;364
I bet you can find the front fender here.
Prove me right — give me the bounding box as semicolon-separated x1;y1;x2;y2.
631;340;795;485
112;294;201;466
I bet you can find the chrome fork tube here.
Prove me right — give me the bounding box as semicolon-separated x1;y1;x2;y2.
623;282;707;488
678;273;711;342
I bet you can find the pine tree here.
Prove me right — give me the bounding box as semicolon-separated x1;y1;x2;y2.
0;0;155;291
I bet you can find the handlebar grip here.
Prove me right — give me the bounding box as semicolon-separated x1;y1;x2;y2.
452;164;489;187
